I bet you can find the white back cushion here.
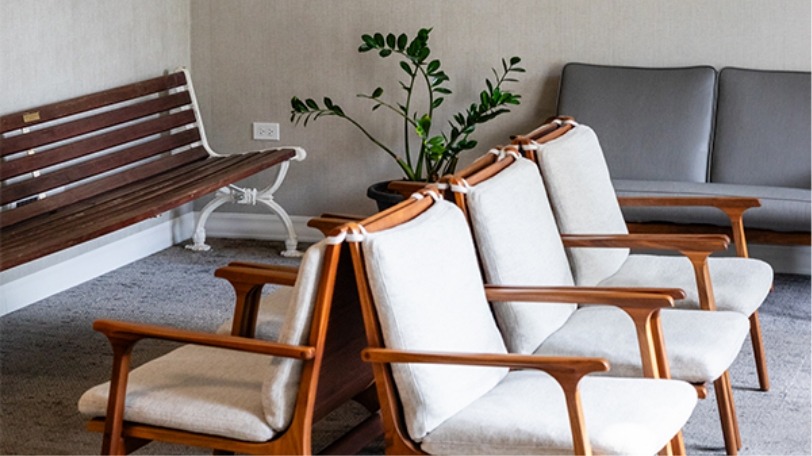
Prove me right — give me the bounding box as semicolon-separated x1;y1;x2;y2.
466;157;577;354
362;201;508;441
535;125;630;285
262;240;327;431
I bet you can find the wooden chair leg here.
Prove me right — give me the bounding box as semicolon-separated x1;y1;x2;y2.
749;311;770;391
723;371;743;450
670;431;686;456
714;374;739;455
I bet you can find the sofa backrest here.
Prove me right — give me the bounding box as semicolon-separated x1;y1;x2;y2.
557;63;717;183
712;68;811;190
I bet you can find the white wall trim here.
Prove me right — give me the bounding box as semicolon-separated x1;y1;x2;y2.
0;211;322;317
2;210;807;318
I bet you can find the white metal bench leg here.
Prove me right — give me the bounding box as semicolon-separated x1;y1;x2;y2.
184;160;304;257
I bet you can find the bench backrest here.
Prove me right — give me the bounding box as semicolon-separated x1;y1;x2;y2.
557;63;717;183
712;68;811;189
0;70;207;228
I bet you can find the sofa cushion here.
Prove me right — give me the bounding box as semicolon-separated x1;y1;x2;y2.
535;307;749;383
78;345;277;442
712;68;811;190
466;157;577;354
598;254;773;317
421;370;697;455
614;178;812;232
557;63;716;183
362;200;509;441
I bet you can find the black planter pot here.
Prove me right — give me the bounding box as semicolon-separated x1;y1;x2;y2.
366;181;406;212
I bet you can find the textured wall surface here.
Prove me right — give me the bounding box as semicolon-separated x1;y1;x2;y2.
190;0;811;216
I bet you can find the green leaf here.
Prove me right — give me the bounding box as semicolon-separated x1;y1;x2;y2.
358;44;372;53
386;33;396;48
400;61;413;75
306;98;319;110
324;97;334;109
434;87;452;94
372;104;382;111
379;49;392;57
418;47;430;61
427;59;440;74
374;33;385;47
361;34;376;47
397;33;408;50
332;106;345;116
480;91;489;108
510;56;521;65
372;87;384;98
432;97;444;109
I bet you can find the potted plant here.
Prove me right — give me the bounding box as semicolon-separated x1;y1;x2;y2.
290;27;524;209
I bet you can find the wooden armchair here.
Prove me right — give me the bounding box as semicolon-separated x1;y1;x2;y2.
513;118;774;396
78;238;378;455
341;191;698;455
446;151;753;454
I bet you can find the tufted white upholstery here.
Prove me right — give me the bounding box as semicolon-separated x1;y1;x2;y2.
78;241;328;440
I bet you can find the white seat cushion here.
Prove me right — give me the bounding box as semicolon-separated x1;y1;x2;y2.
363;201;509;441
80;241;328;439
535;125;631;286
536;306;749;383
466;157;577;354
598;254;773;316
422;370;697;455
217;287;292;337
78;345;276;442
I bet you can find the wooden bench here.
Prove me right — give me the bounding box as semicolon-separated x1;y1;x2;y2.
0;69;305;271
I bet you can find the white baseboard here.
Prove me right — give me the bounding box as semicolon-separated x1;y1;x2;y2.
2;210;807;318
0;211;320;317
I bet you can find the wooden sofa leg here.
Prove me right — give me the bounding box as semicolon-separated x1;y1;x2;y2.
750;311;770;391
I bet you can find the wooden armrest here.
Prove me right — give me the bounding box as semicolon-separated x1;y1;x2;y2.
484;285;680;307
93;319;315;359
362;347;608;377
562;233;730;253
618;195;761;210
317;212;365;221
226;262;299;273
214;265;298;287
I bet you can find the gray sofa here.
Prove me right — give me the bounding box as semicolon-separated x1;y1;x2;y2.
556;63;810;240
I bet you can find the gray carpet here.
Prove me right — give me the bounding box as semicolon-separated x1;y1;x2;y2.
1;239;809;455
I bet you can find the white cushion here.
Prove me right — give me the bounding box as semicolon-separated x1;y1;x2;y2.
216;287;292;337
536;306;750;383
422;370;697;455
362;201;509;441
466;157;577;353
79;241;328;438
535;125;630;286
260;240;326;431
78;345;276;442
598;254;773;316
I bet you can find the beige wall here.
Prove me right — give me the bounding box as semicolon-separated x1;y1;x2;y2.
191;0;811;216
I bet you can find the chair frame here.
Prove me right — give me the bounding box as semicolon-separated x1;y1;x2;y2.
341;192;687;456
507;119;765;453
86;237;381;455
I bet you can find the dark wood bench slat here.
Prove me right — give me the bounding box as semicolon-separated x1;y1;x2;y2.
0;72;187;134
1;150;297;269
1;109;197;180
1;149;296;240
1;91;193;156
1;127;201;205
0;146;209;228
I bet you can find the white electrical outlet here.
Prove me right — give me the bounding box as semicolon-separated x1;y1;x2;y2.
252;122;280;141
